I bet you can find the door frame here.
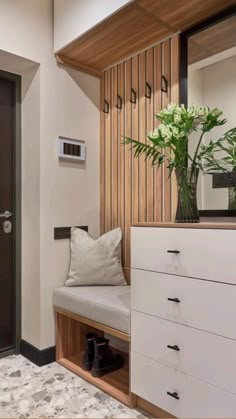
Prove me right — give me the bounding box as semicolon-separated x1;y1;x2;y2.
0;70;21;357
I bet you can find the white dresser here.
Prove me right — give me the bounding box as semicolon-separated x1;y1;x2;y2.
131;224;236;418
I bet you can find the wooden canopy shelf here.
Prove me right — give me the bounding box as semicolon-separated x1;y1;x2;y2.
55;0;236;77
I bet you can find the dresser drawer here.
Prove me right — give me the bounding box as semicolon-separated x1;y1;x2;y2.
131;227;236;284
132;311;236;395
131;352;236;418
131;269;236;340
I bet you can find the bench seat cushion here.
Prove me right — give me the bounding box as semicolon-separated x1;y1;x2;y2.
53;285;130;334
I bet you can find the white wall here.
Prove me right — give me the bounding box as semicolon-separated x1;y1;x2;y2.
54;0;133;52
0;0;100;349
188;55;236;210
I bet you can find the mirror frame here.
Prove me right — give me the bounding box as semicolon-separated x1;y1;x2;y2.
180;5;236;217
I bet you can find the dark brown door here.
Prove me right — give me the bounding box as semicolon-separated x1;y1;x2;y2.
0;78;14;351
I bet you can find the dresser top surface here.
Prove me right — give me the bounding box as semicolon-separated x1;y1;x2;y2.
132;222;236;230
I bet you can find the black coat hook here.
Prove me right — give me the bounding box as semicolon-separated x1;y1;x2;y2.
116;95;122;110
161;75;168;93
145;82;152;99
130;88;137;104
103;99;109;114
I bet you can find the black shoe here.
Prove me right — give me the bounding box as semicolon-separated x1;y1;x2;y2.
82;332;97;371
91;337;124;377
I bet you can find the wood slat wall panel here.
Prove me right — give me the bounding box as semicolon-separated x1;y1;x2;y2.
138;51;147;222
117;62;126;268
153;44;163;222
111;66;118;229
101;34;180;277
100;75;105;234
124;59;132;282
131;55;139;224
146;48;154;222
104;70;112;232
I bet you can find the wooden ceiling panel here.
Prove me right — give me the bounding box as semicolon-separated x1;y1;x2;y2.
58;4;171;73
188;15;236;64
135;0;236;31
188;40;213;65
56;0;236;76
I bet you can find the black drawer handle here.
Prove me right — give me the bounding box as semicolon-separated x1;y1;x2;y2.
167;345;180;351
167;391;179;400
167;298;180;303
167;250;180;254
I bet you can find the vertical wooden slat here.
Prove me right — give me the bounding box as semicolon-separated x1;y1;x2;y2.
131;55;139;223
162;39;171;222
100;35;180;281
124;59;132;281
111;66;118;229
118;62;126;268
171;34;180;222
139;51;147;222
100;73;105;234
104;69;112;231
154;44;163;222
146;48;154;222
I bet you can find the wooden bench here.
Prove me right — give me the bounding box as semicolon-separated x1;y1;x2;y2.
54;285;134;407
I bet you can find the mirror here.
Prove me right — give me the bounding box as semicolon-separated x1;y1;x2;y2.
187;14;236;213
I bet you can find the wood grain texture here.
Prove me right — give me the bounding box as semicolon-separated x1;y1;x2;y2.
56;4;171;75
111;66;118;229
131;222;236;229
188;14;236;64
162;39;171;222
55;309;132;406
100;35;180;278
136;395;175;418
153;43;162;222
100;76;105;235
136;0;236;31
138;51;147;222
117;62;126;268
124;59;132;281
58;352;131;406
55;307;130;342
56;1;235;77
131;55;139;224
56;54;102;78
146;48;154;222
104;69;112;232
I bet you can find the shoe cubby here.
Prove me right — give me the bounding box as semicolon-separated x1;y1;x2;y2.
55;308;134;407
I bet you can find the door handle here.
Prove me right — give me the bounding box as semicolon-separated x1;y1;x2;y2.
0;211;12;219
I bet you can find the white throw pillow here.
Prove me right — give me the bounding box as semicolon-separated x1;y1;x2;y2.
65;227;127;286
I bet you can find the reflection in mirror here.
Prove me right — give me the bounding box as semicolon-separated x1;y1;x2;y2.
188;14;236;211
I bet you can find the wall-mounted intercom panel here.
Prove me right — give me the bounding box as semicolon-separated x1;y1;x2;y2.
58;136;86;161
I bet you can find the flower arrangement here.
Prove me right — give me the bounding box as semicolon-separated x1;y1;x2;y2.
124;103;236;222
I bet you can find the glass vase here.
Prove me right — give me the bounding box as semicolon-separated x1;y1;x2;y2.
228;187;236;210
175;167;200;223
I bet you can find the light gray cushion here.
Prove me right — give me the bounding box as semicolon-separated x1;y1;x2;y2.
53;285;130;334
65;227;127;287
